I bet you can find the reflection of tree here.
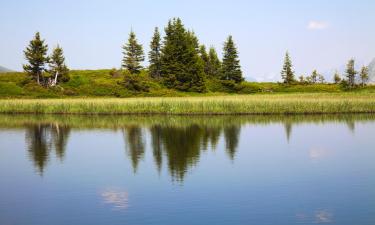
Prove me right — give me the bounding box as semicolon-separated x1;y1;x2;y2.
224;125;241;160
346;121;355;133
25;124;70;175
150;125;163;173
284;122;292;143
123;126;145;173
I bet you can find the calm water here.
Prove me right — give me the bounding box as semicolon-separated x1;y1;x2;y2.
0;114;374;225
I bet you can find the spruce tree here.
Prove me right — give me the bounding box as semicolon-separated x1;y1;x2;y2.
281;51;295;84
122;31;144;74
160;18;206;92
333;71;341;84
345;59;357;88
49;45;69;86
199;45;210;75
360;66;369;86
221;36;243;83
149;27;162;79
23;32;49;85
207;47;221;78
310;70;318;84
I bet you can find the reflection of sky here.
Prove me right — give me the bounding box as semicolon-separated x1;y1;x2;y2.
100;188;129;211
296;209;333;224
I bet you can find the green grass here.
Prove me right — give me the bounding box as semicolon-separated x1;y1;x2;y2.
1;69;375;98
0;93;374;115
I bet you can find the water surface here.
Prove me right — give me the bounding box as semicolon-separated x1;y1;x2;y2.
0;114;374;225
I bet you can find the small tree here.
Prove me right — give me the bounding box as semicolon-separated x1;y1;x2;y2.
345;59;357;88
49;45;69;86
207;47;221;78
360;66;369;87
310;70;318;84
298;75;305;83
333;71;341;84
221;35;243;83
23;32;49;85
149;27;162;79
281;51;295;84
122;31;144;74
318;74;325;84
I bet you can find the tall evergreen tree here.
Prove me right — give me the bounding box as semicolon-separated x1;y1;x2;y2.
345;58;357;88
149;27;162;79
160;18;206;92
360;66;369;86
221;36;243;83
199;45;210;75
49;45;69;86
122;31;144;74
281;51;295;84
207;47;221;78
23;32;49;85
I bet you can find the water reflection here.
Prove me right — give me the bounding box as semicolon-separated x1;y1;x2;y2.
10;114;374;179
25;123;70;174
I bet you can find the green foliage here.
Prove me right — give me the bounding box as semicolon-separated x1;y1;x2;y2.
346;59;357;88
149;27;162;79
0;82;23;96
199;45;210;75
23;32;49;85
281;51;295;84
123;71;150;92
160;18;206;92
360;66;369;86
334;71;341;84
122;31;145;74
221;36;243;83
207;47;221;78
49;45;70;84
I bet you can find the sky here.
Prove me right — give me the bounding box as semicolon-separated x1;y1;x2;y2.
0;0;374;81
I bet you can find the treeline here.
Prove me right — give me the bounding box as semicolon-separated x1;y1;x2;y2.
22;18;371;93
23;18;243;92
280;52;370;88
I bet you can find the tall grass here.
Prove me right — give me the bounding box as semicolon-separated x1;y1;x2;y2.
0;93;374;115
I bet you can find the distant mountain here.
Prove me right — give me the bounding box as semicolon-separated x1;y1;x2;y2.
368;58;375;83
0;66;12;72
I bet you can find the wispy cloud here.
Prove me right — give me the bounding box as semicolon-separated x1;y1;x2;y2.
307;21;329;30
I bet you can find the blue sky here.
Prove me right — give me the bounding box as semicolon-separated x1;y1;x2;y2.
0;0;374;81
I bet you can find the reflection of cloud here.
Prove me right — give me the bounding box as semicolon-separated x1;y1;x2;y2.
309;147;331;160
101;188;129;210
296;209;333;224
307;21;329;30
315;210;333;223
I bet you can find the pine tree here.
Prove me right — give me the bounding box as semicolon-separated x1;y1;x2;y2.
333;71;341;84
221;36;243;83
199;45;210;75
122;31;144;74
149;27;162;79
207;47;221;78
280;51;295;84
49;45;69;86
310;70;318;84
360;66;369;86
318;74;325;84
345;59;357;88
160;18;206;92
23;32;49;85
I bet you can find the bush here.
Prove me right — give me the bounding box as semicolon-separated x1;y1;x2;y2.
122;73;150;92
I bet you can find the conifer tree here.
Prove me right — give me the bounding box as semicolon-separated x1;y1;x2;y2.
310;70;318;84
199;45;210;75
23;32;49;85
149;27;162;79
333;71;341;84
221;35;243;83
122;31;144;74
360;66;369;86
49;45;69;86
207;47;221;78
281;51;295;84
345;59;357;88
160;18;206;92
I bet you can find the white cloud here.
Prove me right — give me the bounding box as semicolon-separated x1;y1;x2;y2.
307;21;329;30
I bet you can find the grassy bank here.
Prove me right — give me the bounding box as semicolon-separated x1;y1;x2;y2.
1;70;375;98
0;93;374;115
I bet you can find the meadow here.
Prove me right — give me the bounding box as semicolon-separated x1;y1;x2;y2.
0;93;374;115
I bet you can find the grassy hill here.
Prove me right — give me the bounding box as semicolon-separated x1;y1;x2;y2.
0;69;374;98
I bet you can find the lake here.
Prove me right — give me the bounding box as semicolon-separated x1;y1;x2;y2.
0;114;374;225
